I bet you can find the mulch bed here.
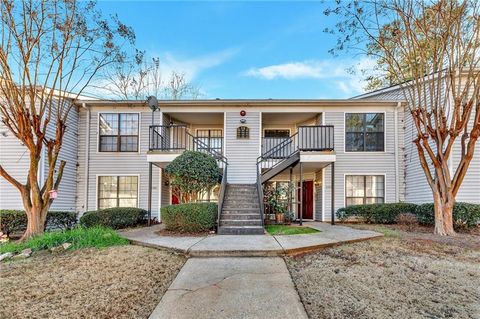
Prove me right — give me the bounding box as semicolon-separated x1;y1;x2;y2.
0;245;186;319
286;225;480;319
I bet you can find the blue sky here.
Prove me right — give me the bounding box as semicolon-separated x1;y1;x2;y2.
96;1;373;99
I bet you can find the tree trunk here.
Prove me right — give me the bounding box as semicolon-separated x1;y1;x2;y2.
433;192;456;236
21;205;49;241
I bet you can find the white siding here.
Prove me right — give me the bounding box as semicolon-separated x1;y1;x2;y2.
0;123;29;210
76;106;161;217
0;99;78;211
323;108;402;220
225;111;261;183
359;85;480;204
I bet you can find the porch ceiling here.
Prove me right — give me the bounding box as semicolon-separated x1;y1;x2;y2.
168;112;223;125
262;112;318;125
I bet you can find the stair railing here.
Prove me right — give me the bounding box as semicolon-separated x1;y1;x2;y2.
256;165;265;226
217;164;228;230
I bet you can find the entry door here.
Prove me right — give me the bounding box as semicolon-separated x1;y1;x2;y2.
298;181;314;219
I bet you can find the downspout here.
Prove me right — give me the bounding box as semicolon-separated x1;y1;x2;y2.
82;103;91;212
394;102;400;202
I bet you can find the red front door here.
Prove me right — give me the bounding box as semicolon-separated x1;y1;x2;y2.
298;181;314;219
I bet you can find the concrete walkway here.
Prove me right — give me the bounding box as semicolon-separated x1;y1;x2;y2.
119;222;383;256
149;257;308;319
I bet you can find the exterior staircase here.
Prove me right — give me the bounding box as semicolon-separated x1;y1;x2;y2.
218;184;264;235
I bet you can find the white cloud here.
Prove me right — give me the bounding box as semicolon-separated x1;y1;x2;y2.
243;57;377;95
159;48;238;81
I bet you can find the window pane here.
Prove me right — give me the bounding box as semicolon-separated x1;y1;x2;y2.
119;114;139;135
99;114;118;135
99;176;117;199
119;198;137;207
264;130;290;138
119;176;138;199
346;132;364;151
346;176;365;197
366;197;384;204
120;136;138;152
365;132;384;151
99;198;117;210
366;113;384;132
365;176;385;197
345;114;364;132
346;197;364;206
99;136;118;152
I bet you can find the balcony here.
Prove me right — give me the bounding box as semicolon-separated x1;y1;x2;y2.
148;124;226;167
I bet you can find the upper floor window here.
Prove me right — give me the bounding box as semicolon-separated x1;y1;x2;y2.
345;113;384;152
99;113;139;152
264;129;290;138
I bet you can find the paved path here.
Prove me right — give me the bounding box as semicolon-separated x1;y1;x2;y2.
149;257;308;319
119;222;383;256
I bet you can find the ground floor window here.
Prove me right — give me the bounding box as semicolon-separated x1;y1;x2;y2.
345;175;384;206
98;176;138;209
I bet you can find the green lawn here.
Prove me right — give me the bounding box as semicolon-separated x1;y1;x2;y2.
265;224;320;235
0;226;129;254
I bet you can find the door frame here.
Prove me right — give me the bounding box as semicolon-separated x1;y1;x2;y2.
297;179;315;220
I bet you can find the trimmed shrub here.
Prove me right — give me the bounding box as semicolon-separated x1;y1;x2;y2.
162;202;217;233
45;211;77;231
0;210;78;236
0;210;27;236
165;150;220;203
80;207;147;230
416;202;480;229
336;203;418;224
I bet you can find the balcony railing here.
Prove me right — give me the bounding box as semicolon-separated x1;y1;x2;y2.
149;125;227;164
257;125;334;175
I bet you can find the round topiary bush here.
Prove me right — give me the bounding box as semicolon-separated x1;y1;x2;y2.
165;150;220;203
161;202;217;233
79;207;147;229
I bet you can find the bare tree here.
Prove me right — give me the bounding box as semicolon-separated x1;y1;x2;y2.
100;53;202;100
0;0;135;239
325;0;480;235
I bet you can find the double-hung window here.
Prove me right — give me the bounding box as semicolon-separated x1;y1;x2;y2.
345;175;385;206
98;176;138;209
345;113;384;151
99;113;139;152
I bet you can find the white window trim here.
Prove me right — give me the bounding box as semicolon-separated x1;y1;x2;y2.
95;174;141;210
343;111;387;154
262;127;292;138
97;111;142;154
343;173;387;208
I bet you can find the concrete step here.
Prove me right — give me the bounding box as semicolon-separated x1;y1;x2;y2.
217;226;265;235
221;213;261;220
220;219;263;226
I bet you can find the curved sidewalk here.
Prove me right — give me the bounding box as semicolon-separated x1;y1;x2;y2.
119;222;383;257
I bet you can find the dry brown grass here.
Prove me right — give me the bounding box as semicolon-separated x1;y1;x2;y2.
286;225;480;319
0;245;186;319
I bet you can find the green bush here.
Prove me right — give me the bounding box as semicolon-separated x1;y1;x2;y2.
0;226;129;255
165;150;220;203
0;210;78;236
416;202;480;229
336;203;418;224
162;202;217;232
0;210;27;236
79;207;147;230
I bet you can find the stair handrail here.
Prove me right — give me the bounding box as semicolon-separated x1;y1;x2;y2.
217;164;228;230
256;165;265;226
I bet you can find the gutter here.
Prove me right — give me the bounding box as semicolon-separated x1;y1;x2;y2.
394;102;401;202
81;103;91;212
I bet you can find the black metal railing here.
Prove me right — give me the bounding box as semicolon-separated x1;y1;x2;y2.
217;164;228;229
149;125;227;164
257;125;334;178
